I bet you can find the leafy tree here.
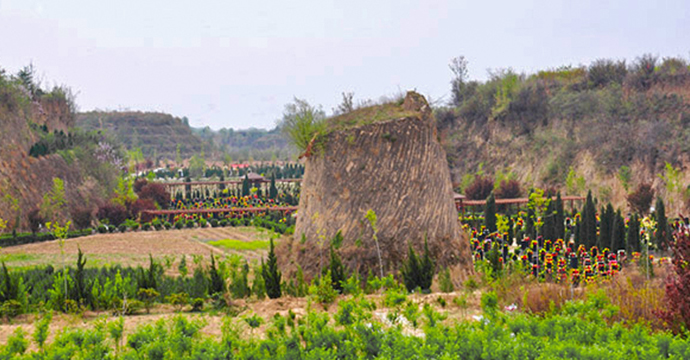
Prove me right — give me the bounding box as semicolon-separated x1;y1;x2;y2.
527;188;550;237
484;192;497;233
627;183;654;215
464;175;494;200
189;154;206;179
280;98;326;152
40;178;66;222
365;209;384;278
262;238;282;299
657;230;690;334
495;179;522;199
449;55;470;106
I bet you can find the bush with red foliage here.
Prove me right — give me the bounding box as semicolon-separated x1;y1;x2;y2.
495;179;522;199
464;176;495;200
138;183;170;209
27;208;44;233
133;178;149;194
627;183;654;215
130;198;157;223
70;207;93;230
657;229;690;334
97;203;128;227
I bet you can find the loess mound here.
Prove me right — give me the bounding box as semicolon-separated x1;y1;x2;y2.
290;92;471;279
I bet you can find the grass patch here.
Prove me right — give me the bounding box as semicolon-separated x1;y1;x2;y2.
0;253;40;262
208;239;270;251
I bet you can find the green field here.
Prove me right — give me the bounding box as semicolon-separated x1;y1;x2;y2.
208;238;270;251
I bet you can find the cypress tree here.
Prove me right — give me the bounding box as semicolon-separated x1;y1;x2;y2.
242;174;250;197
262;238;282;299
598;203;614;249
401;238;435;293
484;192;497;233
419;238;435;293
219;173;225;191
610;209;625;251
526;207;535;240
655;197;669;251
328;245;345;293
627;214;641;253
542;200;556;241
269;173;278;200
209;254;225;296
582;191;597;248
402;244;421;293
555;192;565;240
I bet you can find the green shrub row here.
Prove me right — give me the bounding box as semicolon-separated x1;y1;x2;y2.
2;290;689;359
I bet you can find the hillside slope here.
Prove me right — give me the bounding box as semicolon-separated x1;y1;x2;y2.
438;56;690;214
0;67;120;231
77;111;204;160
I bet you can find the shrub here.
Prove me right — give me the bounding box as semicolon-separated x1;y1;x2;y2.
495;179;522;199
309;271;338;308
210;219;219;228
97;203;128;227
138;183;170;209
464;175;494;200
133;178;148;194
625;54;658;91
70;207;93;230
657;230;690;333
588;58;627;88
281;98;326;153
174;220;184;229
130;198;156;223
27;208;44;233
401;239;435;293
438;267;454;293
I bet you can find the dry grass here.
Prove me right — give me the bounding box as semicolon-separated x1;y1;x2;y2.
326;102;418;133
0;227;286;270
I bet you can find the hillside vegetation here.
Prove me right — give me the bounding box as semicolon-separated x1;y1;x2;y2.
0;65;121;232
77;111;293;162
437;55;690;213
77;111;203;160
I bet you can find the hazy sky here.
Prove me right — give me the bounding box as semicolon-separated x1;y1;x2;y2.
1;0;688;130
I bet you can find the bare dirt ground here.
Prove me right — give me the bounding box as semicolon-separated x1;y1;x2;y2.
0;227;281;269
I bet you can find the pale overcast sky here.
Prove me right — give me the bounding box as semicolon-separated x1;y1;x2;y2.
1;0;688;130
